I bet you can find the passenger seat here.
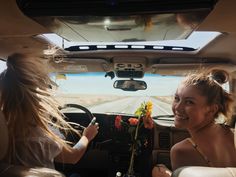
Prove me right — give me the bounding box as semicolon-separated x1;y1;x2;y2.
172;166;236;177
0;111;8;161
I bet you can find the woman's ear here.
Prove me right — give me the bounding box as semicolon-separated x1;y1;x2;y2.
206;104;219;118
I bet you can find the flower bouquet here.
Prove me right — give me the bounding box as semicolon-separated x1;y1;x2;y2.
115;101;154;177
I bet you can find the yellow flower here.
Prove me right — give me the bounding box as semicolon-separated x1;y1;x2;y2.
146;101;153;117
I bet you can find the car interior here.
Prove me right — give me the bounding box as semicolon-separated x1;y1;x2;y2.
0;0;236;177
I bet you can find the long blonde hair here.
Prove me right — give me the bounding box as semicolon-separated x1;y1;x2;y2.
0;53;76;162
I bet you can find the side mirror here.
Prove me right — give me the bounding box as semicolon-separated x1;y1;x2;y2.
113;80;147;91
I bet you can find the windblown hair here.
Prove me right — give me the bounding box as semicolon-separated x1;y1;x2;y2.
0;53;76;162
181;70;234;124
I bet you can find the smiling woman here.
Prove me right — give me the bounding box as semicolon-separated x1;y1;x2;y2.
152;71;236;177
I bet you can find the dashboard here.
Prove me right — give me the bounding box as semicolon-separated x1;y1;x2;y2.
55;112;189;177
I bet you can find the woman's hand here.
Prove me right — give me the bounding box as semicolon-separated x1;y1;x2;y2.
152;164;172;177
55;117;99;164
82;118;99;142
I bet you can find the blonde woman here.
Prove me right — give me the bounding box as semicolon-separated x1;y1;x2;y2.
153;71;236;177
0;53;98;169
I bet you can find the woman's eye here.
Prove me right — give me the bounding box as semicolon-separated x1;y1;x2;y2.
174;96;179;102
185;100;194;105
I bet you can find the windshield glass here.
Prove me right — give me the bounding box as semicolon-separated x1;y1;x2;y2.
52;72;229;116
51;73;183;116
34;10;210;42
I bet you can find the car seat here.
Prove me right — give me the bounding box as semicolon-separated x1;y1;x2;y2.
172;166;236;177
0;111;8;161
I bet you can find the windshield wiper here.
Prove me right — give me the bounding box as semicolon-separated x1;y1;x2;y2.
152;115;174;120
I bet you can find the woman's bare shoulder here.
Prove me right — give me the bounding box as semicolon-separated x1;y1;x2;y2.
170;138;198;170
171;138;192;153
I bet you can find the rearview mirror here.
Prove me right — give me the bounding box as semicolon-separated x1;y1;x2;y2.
113;80;147;91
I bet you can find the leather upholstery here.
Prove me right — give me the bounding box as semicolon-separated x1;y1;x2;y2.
0;111;8;161
0;163;65;177
172;166;236;177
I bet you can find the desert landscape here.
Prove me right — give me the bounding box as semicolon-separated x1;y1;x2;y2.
55;94;173;107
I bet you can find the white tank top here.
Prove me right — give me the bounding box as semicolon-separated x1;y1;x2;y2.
14;127;62;169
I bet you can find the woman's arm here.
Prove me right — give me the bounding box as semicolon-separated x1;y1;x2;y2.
171;142;188;170
171;140;196;170
171;140;208;170
55;123;98;164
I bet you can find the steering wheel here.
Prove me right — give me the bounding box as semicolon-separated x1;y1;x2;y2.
60;104;97;150
60;104;94;127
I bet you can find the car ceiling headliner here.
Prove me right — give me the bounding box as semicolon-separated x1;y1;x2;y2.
0;0;236;68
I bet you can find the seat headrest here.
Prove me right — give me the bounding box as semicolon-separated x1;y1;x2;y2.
234;122;236;149
0;111;8;161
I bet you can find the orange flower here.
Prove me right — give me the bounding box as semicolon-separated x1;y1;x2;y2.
115;115;122;129
128;118;139;126
143;115;154;129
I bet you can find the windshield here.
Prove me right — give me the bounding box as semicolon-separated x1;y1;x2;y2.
33;10;210;43
51;73;184;116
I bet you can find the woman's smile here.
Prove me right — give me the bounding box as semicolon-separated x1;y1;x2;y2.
174;113;189;120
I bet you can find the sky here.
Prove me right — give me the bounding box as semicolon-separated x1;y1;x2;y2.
0;61;6;73
43;31;220;50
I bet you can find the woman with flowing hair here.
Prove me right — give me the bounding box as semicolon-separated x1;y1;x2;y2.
0;53;98;169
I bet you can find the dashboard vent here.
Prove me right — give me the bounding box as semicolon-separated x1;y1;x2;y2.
159;132;170;150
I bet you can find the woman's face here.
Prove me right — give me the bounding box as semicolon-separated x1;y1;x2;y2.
172;84;214;132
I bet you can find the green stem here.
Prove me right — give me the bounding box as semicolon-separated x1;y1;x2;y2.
127;116;141;175
127;143;135;175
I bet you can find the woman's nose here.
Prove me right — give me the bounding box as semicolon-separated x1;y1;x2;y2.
174;100;184;112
